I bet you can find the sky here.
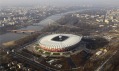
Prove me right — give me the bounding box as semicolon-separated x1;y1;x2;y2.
0;0;119;7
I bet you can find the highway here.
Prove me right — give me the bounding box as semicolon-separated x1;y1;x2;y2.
95;40;119;71
95;50;118;71
10;51;58;71
2;40;58;71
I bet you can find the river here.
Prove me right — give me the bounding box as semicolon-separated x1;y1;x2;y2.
0;9;85;44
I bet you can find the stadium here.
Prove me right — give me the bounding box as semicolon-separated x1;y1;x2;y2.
37;34;82;52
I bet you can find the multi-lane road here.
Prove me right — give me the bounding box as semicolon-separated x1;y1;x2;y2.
95;39;119;71
9;50;58;71
2;40;58;71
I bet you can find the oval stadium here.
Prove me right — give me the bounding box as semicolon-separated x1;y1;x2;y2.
38;34;82;52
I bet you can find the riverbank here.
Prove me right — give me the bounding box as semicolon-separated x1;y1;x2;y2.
0;9;86;44
2;33;41;49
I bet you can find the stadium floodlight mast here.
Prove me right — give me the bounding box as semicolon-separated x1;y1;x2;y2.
59;35;62;41
59;35;63;49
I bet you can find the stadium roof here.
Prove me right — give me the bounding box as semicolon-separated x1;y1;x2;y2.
38;34;82;49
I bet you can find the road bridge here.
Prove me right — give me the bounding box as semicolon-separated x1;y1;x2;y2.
7;30;36;33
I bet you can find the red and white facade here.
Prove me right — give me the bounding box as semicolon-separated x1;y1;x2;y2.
38;34;82;52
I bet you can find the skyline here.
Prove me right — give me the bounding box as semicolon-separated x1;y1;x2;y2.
0;0;119;7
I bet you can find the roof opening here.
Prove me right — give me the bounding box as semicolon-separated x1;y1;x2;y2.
51;35;69;41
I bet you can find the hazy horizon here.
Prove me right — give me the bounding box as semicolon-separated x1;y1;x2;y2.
0;0;119;7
